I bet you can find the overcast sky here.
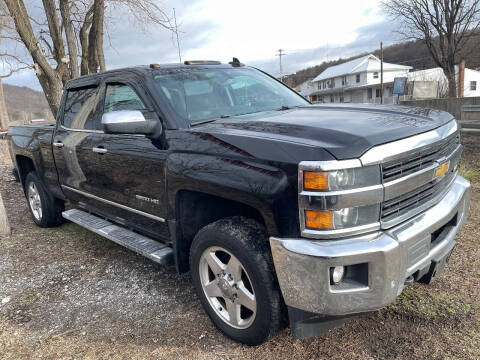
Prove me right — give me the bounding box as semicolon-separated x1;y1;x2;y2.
2;0;399;90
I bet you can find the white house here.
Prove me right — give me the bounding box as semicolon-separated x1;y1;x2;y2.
406;66;480;98
294;80;316;98
305;54;480;103
308;54;412;104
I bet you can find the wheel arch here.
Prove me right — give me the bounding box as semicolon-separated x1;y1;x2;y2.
173;189;275;274
15;155;36;193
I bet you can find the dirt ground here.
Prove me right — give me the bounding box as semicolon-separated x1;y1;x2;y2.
0;136;479;360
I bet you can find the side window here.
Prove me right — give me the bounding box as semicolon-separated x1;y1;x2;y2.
62;87;99;130
104;84;147;113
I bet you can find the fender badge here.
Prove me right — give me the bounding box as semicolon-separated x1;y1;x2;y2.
135;195;160;205
435;161;450;179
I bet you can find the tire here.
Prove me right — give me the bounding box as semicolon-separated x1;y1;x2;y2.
24;171;64;228
189;216;284;345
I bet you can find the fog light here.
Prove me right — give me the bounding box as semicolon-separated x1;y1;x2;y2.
331;266;345;284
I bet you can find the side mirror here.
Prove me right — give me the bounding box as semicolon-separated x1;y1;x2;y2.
101;110;161;135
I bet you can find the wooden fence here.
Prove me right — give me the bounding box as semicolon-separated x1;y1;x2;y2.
400;97;480;120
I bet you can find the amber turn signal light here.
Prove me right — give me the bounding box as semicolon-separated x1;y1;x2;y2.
303;171;329;191
304;210;333;230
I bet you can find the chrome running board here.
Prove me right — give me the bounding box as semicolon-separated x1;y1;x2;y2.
62;209;173;265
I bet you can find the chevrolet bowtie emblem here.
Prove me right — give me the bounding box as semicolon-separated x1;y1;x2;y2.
435;161;450;178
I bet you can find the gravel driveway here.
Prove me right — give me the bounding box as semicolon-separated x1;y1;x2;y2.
0;137;479;359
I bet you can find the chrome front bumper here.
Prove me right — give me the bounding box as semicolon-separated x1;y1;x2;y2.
270;175;471;316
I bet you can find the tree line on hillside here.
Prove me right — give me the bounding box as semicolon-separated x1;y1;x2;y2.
285;37;480;89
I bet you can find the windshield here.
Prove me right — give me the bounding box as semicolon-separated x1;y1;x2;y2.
153;67;308;123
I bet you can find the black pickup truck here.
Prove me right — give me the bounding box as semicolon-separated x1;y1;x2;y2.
7;60;471;345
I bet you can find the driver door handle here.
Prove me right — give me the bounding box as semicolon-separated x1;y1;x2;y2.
53;141;64;148
92;146;108;154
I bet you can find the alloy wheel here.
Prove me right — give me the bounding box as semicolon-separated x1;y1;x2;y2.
199;246;257;329
28;182;42;221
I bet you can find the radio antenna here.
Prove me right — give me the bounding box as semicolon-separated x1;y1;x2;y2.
173;8;182;63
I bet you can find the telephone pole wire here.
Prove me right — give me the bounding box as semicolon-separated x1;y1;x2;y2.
276;49;286;82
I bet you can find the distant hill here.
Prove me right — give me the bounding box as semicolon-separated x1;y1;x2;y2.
284;38;480;88
3;83;51;123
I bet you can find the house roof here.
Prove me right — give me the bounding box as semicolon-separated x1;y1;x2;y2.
407;67;445;81
312;54;412;82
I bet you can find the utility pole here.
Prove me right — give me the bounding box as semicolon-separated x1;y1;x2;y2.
173;8;182;63
380;41;384;104
276;49;286;82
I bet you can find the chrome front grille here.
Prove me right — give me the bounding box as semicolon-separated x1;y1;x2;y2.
381;171;455;222
381;133;460;182
380;128;462;228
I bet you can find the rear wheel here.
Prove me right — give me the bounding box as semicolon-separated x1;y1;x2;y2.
190;217;284;345
25;172;64;227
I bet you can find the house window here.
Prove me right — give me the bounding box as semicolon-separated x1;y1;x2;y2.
471;81;477;91
342;76;347;86
356;74;360;83
373;72;379;79
367;88;372;99
332;79;336;88
318;82;321;90
375;88;380;98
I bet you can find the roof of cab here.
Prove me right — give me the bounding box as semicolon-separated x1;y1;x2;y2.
65;62;241;89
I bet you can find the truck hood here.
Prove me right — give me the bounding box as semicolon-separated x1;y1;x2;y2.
191;104;455;160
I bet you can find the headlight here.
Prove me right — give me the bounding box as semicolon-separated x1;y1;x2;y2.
299;160;382;238
303;165;380;191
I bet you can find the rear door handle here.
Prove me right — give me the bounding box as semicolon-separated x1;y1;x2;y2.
92;147;108;154
53;141;64;148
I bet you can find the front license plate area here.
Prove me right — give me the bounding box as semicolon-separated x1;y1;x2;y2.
419;247;455;284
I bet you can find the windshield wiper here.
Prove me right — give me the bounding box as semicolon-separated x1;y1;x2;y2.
189;114;230;127
275;105;295;111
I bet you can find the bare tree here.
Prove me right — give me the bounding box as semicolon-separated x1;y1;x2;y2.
0;0;173;117
382;0;480;97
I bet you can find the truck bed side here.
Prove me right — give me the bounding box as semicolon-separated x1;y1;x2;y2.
7;124;63;199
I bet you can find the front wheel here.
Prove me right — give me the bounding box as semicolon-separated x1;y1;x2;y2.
190;217;284;345
25;172;64;227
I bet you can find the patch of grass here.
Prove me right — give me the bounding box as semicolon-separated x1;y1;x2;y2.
38;222;82;234
389;285;476;320
24;292;39;301
459;168;480;182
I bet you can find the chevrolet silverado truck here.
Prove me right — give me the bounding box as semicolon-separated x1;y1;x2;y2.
7;60;471;345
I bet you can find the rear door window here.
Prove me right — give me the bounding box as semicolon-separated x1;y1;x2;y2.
62;87;99;130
